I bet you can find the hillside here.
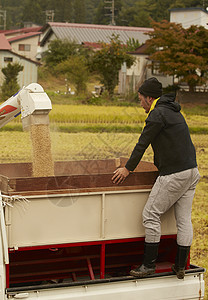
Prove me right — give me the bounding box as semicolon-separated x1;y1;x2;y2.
0;0;205;29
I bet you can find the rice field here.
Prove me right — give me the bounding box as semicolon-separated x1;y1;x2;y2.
6;103;208;136
11;104;146;125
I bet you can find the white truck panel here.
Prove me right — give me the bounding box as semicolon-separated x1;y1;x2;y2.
5;190;177;248
7;273;204;300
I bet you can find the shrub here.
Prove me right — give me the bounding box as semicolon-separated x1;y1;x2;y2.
1;63;23;99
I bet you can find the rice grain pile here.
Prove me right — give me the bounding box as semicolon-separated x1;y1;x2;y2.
30;124;54;177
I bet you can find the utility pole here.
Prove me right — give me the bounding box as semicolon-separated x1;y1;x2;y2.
0;10;6;30
104;0;116;26
45;10;55;23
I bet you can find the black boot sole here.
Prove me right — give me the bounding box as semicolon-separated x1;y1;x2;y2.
172;264;185;279
130;269;155;278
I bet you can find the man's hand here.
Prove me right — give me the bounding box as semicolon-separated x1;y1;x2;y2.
112;167;130;184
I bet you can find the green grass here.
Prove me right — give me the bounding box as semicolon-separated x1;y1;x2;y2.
182;104;208;116
51;123;142;133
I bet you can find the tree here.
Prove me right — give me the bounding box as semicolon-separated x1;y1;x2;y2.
126;38;140;51
74;0;86;23
54;0;74;23
92;34;135;97
118;1;151;27
1;63;24;99
1;0;206;29
43;39;79;68
56;55;89;94
43;39;92;68
94;0;123;25
116;0;204;28
21;0;44;25
145;20;208;92
85;0;99;23
93;0;110;25
117;0;173;27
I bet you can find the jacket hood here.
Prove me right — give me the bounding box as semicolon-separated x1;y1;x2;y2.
156;92;181;112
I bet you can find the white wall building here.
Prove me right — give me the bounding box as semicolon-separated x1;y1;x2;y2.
170;7;208;29
0;34;40;89
8;32;41;61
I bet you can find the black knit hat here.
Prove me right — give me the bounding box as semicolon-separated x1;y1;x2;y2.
138;77;162;98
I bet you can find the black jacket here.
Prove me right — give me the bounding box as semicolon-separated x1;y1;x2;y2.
125;93;197;175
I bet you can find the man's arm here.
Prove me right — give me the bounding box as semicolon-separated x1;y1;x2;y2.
112;110;165;184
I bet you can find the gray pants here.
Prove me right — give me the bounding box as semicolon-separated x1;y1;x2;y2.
143;167;200;246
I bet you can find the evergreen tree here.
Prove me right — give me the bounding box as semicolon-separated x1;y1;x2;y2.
21;0;44;25
74;0;86;23
93;0;109;25
85;0;98;23
56;0;73;22
1;63;23;99
0;0;207;28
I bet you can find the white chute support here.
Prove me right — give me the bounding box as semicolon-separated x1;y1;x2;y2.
0;83;52;130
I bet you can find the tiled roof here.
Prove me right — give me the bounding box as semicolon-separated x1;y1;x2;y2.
170;7;208;14
0;34;12;50
47;22;152;32
8;32;41;43
82;41;103;50
41;22;153;46
0;26;42;36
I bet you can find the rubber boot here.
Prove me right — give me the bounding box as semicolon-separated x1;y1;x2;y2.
172;245;190;279
130;242;159;277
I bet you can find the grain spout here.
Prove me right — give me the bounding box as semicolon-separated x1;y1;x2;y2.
30;124;54;177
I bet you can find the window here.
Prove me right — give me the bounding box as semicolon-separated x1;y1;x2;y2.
4;57;13;62
19;44;31;51
152;62;164;76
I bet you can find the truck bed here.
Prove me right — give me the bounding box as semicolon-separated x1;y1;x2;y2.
0;158;205;299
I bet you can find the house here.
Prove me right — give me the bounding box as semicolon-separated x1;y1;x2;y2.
119;7;208;94
0;34;40;90
118;43;174;94
0;26;42;61
39;22;153;57
7;32;41;61
170;7;208;29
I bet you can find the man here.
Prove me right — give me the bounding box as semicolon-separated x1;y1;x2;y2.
112;77;200;279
